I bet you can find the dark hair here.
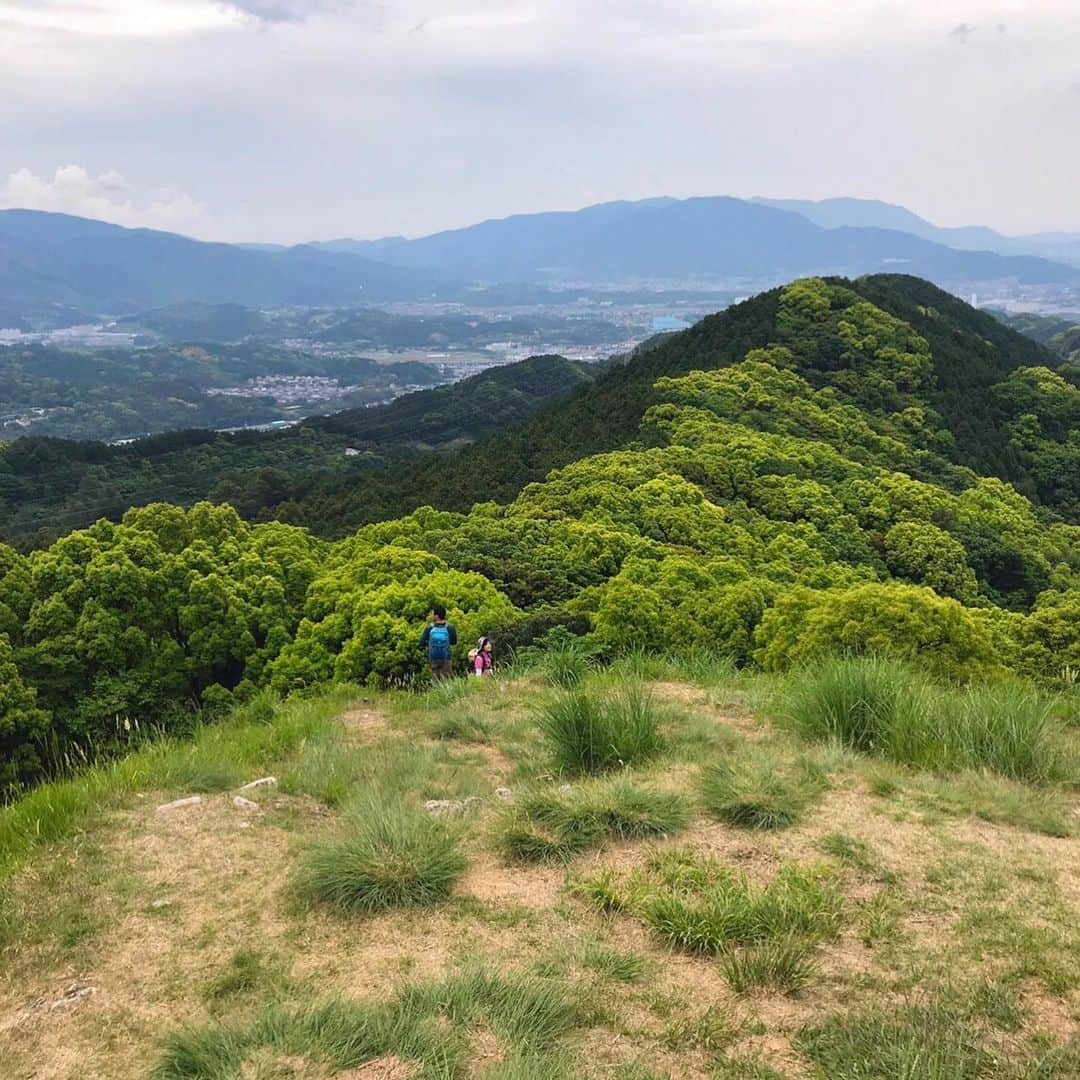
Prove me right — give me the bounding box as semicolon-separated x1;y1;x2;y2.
432;603;447;620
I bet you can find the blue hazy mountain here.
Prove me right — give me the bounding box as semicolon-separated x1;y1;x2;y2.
752;196;1080;267
0;210;456;316
314;197;1080;285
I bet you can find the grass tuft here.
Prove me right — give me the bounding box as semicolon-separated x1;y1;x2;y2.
797;998;1009;1079
538;684;664;775
721;938;818;995
294;797;467;914
497;777;689;863
701;749;824;830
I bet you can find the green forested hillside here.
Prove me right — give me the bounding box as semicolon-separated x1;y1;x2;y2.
1;275;1078;797
0;354;597;547
246;274;1073;533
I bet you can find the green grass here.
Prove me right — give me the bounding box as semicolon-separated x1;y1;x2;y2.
721;938;818;995
153;970;578;1079
797;999;1008;1079
578;942;647;982
202;947;288;1010
659;1004;736;1053
281;733;486;808
538;683;664;775
293;797;468;915
426;709;493;743
700;749;825;830
497;777;689;862
580;849;842;960
537;636;596;688
774;656;1069;783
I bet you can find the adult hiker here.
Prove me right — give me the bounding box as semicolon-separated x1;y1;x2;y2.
469;636;494;678
419;603;457;681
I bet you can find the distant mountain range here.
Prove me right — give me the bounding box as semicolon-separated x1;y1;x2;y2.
317;197;1080;285
0;210;451;318
751;197;1080;267
3;196;1080;321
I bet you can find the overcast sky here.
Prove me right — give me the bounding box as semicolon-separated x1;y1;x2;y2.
2;1;1078;243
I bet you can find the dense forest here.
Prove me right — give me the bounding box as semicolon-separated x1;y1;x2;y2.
0;354;598;546
2;274;1078;797
993;309;1080;366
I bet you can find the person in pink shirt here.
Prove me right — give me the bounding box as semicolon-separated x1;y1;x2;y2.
470;636;494;677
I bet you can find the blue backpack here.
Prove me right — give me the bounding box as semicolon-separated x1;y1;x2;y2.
428;624;451;661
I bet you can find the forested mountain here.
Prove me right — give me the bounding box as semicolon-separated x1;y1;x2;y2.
992;310;1080;364
2;274;1078;798
322;198;1080;285
222;274;1075;535
753;196;1080;267
0;210;454;315
0;354;598;546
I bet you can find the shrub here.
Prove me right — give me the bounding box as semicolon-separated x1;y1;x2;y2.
701;750;824;830
754;583;1003;682
294;798;467;914
538;684;664;775
498;777;689;862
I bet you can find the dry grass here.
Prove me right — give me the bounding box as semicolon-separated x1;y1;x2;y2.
2;676;1078;1079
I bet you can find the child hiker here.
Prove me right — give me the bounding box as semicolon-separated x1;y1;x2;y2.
419;604;457;681
468;636;494;678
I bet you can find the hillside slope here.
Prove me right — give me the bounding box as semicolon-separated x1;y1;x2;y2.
2;673;1078;1078
0;354;599;546
1;273;1078;801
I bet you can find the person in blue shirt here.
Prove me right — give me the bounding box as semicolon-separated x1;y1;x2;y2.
419;603;458;680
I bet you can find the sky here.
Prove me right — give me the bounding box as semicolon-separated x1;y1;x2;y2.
1;1;1078;244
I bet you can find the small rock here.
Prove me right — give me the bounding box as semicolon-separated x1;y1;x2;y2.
155;795;202;813
495;787;513;800
424;797;484;816
233;796;259;810
149;899;173;910
49;984;95;1013
239;776;277;791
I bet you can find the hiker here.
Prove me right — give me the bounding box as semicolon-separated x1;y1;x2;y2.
419;604;457;680
469;636;494;678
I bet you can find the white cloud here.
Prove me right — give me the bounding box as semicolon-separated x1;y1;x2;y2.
0;166;207;234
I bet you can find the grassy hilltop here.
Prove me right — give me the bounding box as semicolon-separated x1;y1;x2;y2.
0;659;1077;1078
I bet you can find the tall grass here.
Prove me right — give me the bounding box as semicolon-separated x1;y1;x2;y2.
774;656;1067;783
293;796;467;914
538;683;664;775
